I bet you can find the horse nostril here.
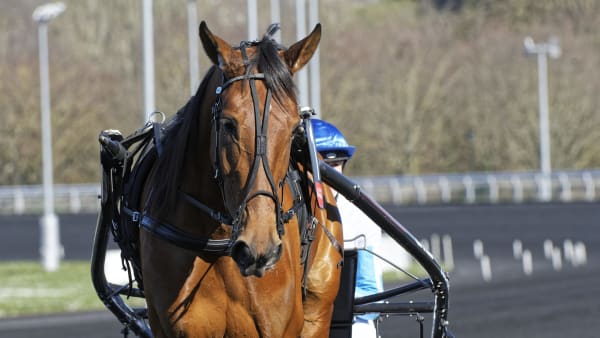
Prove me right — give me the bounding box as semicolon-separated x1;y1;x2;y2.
274;243;282;259
231;241;254;268
261;243;283;269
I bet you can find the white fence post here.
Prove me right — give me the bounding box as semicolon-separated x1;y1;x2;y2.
14;188;25;214
535;173;552;202
69;187;81;214
487;175;498;203
391;177;402;205
463;176;475;204
558;173;572;202
582;172;595;201
510;175;523;203
414;177;427;205
439;176;451;203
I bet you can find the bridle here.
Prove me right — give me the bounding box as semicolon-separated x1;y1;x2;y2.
210;39;288;241
162;26;300;254
138;25;301;255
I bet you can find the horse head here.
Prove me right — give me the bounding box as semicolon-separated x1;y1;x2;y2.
199;21;321;277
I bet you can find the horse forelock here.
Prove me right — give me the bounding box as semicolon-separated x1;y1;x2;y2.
217;37;296;107
255;37;297;105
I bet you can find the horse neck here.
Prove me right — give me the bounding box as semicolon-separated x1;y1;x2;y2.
181;109;218;201
177;71;228;226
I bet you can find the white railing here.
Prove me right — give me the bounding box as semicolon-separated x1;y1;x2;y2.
0;183;100;215
1;169;599;214
353;169;600;205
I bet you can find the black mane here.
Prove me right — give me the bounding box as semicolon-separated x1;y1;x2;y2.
146;65;218;218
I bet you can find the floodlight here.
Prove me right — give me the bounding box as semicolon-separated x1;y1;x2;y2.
547;37;562;59
32;2;66;23
523;36;536;54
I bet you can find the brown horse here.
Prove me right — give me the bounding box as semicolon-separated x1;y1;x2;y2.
138;21;343;337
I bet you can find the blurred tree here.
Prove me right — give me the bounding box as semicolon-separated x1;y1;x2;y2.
0;0;599;184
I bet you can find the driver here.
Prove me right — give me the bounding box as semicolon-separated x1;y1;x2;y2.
311;118;383;338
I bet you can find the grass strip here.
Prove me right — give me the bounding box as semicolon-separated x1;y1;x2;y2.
0;260;444;318
0;261;105;317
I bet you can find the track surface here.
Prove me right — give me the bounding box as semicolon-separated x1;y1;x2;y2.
1;203;599;338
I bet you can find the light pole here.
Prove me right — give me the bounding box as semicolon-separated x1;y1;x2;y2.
142;0;155;122
270;0;281;42
308;0;320;118
32;1;66;272
295;0;309;108
524;36;561;201
248;0;258;41
187;0;199;95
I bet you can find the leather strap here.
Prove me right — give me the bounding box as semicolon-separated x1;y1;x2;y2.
140;214;232;253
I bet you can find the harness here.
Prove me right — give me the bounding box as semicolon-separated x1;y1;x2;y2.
100;122;307;288
98;27;336;293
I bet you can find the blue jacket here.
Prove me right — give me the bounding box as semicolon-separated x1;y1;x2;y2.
336;193;383;321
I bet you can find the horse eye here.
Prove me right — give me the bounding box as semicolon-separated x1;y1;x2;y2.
220;119;237;137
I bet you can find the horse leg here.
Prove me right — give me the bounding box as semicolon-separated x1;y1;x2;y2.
302;294;335;337
146;300;170;338
301;267;340;337
301;206;344;337
141;231;210;338
140;230;181;338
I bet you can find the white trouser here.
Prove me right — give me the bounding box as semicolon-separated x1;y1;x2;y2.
352;318;377;338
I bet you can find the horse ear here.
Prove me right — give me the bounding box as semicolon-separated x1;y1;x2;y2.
283;23;321;74
199;21;232;67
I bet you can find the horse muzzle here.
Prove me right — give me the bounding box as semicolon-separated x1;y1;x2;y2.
231;240;283;277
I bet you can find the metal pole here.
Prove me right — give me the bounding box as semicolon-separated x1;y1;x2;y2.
270;0;281;42
248;0;258;41
308;0;320;118
33;2;66;272
142;0;155;122
537;51;551;200
537;50;550;173
524;36;560;202
187;0;199;96
39;22;61;272
295;0;309;107
38;23;53;218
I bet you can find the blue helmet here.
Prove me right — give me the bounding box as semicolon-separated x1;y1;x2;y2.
311;119;355;161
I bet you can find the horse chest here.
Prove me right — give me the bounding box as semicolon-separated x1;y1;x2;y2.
170;259;299;334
